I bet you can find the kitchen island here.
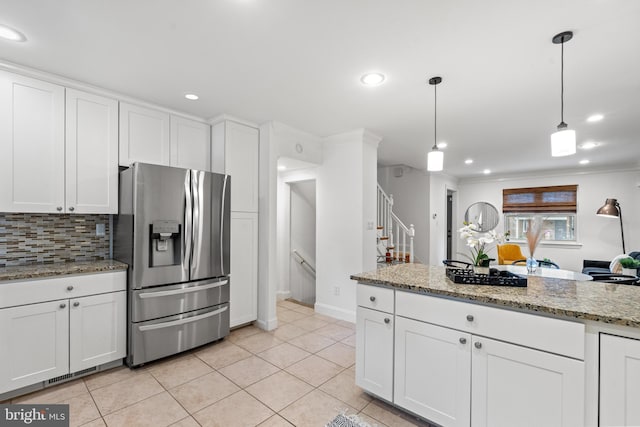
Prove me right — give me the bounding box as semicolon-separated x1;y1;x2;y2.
351;263;640;427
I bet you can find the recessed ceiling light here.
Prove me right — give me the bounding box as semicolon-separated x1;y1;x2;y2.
579;159;590;165
0;24;27;42
360;72;385;86
579;141;599;150
437;142;447;149
586;114;604;123
277;165;286;171
464;159;473;165
483;169;491;175
184;93;199;100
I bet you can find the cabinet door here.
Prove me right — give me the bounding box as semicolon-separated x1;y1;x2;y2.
0;300;69;393
471;336;584;427
119;102;170;167
600;334;640;427
229;212;258;327
225;121;259;212
0;71;65;213
356;306;394;401
170;116;211;171
66;89;119;214
394;316;471;427
69;291;126;372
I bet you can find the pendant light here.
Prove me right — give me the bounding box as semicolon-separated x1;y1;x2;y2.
427;76;444;171
550;31;576;157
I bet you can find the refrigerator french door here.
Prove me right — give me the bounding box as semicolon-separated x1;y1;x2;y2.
114;163;230;367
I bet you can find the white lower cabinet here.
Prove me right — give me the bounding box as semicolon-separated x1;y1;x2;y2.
394;316;471;427
600;334;640;427
229;212;258;327
69;291;126;372
471;336;584;427
356;306;394;401
0;300;70;393
0;271;126;396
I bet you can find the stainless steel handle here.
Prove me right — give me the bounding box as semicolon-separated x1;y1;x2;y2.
73;301;80;307
59;303;66;309
56;207;63;211
384;318;390;324
190;170;202;278
466;314;474;322
220;175;228;276
68;206;75;212
459;337;467;344
184;172;193;275
138;306;228;332
67;285;74;291
370;296;376;302
138;280;228;299
475;341;482;349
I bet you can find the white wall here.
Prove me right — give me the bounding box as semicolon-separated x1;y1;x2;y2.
316;129;380;322
457;168;640;271
377;165;430;263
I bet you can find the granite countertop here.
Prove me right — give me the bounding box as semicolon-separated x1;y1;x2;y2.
0;260;128;282
351;263;640;328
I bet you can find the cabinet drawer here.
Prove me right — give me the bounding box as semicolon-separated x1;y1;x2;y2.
396;291;584;360
0;271;126;308
357;284;394;313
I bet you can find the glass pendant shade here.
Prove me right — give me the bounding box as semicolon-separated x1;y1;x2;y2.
427;149;443;171
550;128;576;157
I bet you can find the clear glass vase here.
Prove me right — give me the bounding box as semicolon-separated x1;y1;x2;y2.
526;257;538;273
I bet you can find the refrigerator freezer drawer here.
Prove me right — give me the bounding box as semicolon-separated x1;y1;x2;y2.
130;278;230;323
128;303;229;367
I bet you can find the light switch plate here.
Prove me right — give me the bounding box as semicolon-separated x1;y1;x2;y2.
96;223;106;236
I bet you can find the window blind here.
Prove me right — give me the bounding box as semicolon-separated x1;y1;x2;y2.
502;185;577;213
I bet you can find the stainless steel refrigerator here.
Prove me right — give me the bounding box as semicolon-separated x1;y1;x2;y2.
113;162;230;367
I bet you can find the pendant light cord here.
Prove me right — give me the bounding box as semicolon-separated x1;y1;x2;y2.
433;83;438;150
560;40;564;124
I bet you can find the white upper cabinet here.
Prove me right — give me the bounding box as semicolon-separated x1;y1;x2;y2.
170;116;211;171
65;89;119;214
119;102;171;167
0;71;65;213
213;120;259;212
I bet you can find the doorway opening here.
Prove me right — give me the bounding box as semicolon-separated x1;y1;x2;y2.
288;180;316;306
446;189;456;260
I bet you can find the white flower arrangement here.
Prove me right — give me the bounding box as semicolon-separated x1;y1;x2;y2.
458;223;504;266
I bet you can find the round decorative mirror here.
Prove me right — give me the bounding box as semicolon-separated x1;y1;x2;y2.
464;202;500;232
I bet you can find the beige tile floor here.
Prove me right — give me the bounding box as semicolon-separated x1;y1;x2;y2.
7;300;433;427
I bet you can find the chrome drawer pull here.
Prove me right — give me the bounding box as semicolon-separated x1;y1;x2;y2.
73;301;80;307
138;306;228;331
370;296;376;302
67;285;74;291
138;280;228;299
384;318;390;324
59;303;66;309
466;314;474;322
475;341;482;349
459;337;467;344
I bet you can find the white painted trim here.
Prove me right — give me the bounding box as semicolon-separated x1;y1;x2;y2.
458;165;640;185
0;60;208;123
255;317;278;332
208;113;259;128
314;302;356;323
507;240;584;248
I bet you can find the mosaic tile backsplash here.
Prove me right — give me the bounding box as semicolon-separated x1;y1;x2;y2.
0;213;110;267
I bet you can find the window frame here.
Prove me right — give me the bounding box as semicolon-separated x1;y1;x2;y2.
503;212;578;244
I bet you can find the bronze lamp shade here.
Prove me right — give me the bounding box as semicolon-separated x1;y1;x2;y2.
596;198;625;253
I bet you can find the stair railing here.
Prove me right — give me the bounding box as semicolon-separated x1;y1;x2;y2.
377;184;415;263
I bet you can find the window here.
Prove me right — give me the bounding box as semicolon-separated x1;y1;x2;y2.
503;185;577;243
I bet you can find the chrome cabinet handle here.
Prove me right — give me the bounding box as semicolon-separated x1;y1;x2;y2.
475;342;482;349
466;314;474;322
56;207;63;211
59;303;66;309
67;285;74;291
73;301;80;307
68;206;75;211
370;296;376;302
384;318;390;324
459;337;467;344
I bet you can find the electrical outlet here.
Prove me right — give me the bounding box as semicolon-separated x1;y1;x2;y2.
96;223;106;236
334;286;340;296
367;221;374;230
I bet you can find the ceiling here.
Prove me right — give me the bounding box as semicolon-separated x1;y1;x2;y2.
2;0;639;178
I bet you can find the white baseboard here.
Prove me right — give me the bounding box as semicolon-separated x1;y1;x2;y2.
314;302;356;323
256;316;278;331
276;290;291;300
